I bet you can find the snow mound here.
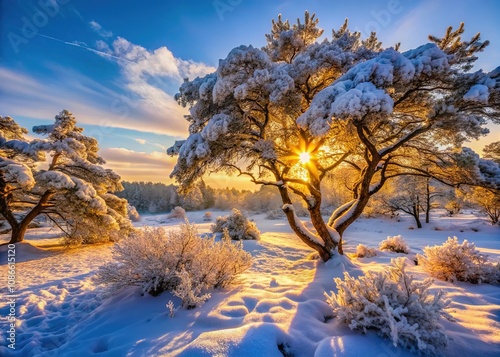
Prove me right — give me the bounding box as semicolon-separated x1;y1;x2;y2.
0;242;54;264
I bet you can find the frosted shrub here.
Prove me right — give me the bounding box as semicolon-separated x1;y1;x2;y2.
266;209;285;220
95;223;252;308
417;237;500;284
212;208;260;240
355;244;377;258
128;204;141;222
325;258;451;355
168;206;186;219
63;215;130;245
203;212;213;221
379;235;410;254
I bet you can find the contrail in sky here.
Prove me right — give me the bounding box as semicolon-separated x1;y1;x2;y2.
7;26;133;63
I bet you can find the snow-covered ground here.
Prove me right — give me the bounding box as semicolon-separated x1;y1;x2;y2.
1;210;499;356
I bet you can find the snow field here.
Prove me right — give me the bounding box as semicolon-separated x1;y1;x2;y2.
0;210;498;356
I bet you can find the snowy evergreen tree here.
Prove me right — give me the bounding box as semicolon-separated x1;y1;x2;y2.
168;12;500;261
0;110;132;244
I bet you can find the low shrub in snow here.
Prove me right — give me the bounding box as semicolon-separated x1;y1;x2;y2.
212;208;260;240
63;215;131;245
95;222;252;308
203;212;213;221
355;244;377;258
168;206;186;219
379;235;410;254
266;209;286;220
128;204;141;222
325;257;451;355
417;237;500;284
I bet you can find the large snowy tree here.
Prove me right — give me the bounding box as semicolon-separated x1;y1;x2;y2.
0;110;132;244
169;13;500;261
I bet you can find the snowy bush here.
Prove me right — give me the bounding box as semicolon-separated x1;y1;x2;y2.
417;237;500;284
203;212;213;221
379;235;410;254
128;204;141;222
325;257;451;355
266;209;285;220
355;244;377;258
63;213;131;245
168;206;186;219
95;223;252;308
212;208;261;240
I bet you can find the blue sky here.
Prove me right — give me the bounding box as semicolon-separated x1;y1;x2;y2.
1;0;499;188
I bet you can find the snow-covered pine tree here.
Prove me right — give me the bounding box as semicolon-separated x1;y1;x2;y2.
0;110;132;244
168;12;500;261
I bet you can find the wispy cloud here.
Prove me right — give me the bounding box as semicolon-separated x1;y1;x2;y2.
0;66;190;137
97;36;216;111
101;147;175;183
154;143;167;150
135;138;146;144
89;20;114;38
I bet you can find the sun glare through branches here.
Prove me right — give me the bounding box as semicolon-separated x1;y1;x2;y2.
299;152;311;164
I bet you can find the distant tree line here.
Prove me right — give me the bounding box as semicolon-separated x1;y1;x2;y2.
116;176;500;227
116;181;286;214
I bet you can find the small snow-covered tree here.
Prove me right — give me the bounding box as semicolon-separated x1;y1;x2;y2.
168;13;500;261
0;111;132;244
212;208;260;240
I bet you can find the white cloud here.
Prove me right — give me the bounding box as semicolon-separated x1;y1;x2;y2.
102;37;216;122
135;138;146;144
101;147;177;183
95;40;111;52
89;20;114;38
154;143;167;150
2;27;216;138
101;148;171;166
0;66;191;136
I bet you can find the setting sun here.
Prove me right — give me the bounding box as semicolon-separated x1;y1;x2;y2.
299;152;311;164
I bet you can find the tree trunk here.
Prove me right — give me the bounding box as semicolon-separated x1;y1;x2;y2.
412;203;422;229
9;221;28;244
425;177;431;224
277;185;334;261
309;204;339;256
4;190;55;244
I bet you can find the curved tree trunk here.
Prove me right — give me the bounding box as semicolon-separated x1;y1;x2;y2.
9;222;28;244
3;190;55;244
278;185;336;261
